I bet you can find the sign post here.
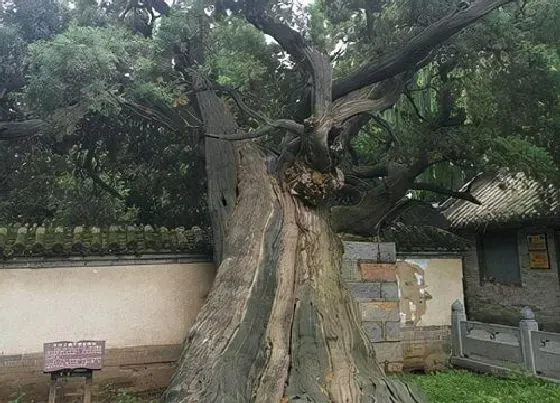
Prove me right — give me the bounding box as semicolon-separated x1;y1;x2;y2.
43;340;105;403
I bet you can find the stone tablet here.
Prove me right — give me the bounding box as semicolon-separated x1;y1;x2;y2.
43;341;105;372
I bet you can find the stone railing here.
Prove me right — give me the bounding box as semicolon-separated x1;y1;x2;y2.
451;300;560;380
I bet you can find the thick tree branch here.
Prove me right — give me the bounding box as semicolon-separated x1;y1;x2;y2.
301;77;403;173
123;101;193;131
83;149;125;200
370;113;400;145
351;163;389;178
328;77;404;125
206;119;303;140
410;182;481;204
336;114;371;163
331;163;413;235
0;119;45;140
332;0;514;99
244;1;332;115
245;7;308;64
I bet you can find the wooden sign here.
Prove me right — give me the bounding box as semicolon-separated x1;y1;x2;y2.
527;234;547;250
43;341;105;372
527;233;550;269
529;251;550;269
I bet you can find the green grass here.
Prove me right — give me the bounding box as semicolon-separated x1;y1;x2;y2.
397;370;560;403
99;385;165;402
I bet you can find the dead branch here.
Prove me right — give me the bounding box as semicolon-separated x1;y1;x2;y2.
410;181;481;204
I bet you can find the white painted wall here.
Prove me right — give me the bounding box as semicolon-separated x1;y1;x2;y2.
0;263;216;355
398;258;464;326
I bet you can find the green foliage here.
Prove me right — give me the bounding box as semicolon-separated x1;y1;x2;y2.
2;0;560;227
0;25;26;84
351;0;560;197
25;25;169;121
207;18;270;88
2;0;69;41
0;119;208;227
399;370;560;403
206;17;301;120
7;391;26;403
0;145;136;226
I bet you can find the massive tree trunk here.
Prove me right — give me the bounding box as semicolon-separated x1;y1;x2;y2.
164;93;422;403
162;2;514;400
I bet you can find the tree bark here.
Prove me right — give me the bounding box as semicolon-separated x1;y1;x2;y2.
165;138;423;402
331;163;414;236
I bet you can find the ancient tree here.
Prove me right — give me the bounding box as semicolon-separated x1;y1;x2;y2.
3;0;560;401
160;1;516;401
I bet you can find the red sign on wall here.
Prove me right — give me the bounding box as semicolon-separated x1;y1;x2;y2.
43;341;105;372
527;233;550;269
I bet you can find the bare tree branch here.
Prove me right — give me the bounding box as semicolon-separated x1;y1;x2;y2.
403;90;426;122
213;84;272;123
206;119;303;141
332;0;514;99
370;113;401;145
410;181;481;204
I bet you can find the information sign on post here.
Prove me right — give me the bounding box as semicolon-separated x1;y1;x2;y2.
43;340;105;403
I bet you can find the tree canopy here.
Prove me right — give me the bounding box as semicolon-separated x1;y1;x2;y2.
0;0;558;230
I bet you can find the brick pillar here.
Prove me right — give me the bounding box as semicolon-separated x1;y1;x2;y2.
343;241;403;372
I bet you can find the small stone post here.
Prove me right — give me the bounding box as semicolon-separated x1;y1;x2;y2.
519;306;538;374
451;300;466;358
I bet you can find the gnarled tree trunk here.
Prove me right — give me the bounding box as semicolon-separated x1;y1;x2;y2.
165;140;422;403
164;91;422;402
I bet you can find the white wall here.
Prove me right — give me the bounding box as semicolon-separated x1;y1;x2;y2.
0;263;216;355
397;257;464;326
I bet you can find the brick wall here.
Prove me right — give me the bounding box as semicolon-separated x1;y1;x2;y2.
462;227;560;332
342;241;458;372
400;325;451;371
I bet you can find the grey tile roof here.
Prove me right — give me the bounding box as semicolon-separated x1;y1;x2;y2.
381;223;471;251
444;171;559;229
0;224;212;259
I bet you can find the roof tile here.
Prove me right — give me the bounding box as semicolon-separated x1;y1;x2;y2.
0;224;211;259
444;172;559;229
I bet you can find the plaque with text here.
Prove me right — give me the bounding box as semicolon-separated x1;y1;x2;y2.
527;233;550;269
43;341;105;372
528;234;547;250
529;251;550;269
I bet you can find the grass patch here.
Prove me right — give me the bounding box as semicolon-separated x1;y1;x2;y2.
397;369;560;403
99;385;165;402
